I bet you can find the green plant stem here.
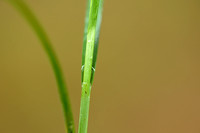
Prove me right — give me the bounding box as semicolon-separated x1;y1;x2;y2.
7;0;75;133
78;0;102;133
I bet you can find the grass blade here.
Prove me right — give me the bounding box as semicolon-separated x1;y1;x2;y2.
79;0;104;133
6;0;75;132
81;0;104;85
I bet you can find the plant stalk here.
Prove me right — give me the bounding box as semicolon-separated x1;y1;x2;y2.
78;0;102;133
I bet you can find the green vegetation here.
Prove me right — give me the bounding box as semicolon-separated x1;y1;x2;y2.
79;0;104;133
6;0;104;133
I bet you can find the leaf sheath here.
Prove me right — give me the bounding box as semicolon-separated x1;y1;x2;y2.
79;0;104;133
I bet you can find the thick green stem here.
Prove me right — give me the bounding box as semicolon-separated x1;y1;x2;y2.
6;0;75;133
78;0;102;133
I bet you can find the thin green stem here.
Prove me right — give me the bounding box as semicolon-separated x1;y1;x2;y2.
6;0;75;133
78;0;103;133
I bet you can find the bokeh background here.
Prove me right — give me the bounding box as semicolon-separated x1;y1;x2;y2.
0;0;200;133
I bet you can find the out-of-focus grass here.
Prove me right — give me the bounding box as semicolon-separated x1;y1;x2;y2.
7;0;75;133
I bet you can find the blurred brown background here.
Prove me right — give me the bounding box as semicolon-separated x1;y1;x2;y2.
0;0;200;133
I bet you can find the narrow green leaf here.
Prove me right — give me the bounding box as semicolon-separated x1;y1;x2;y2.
81;0;104;85
79;0;104;133
6;0;75;133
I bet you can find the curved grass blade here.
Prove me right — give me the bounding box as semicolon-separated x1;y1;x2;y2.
79;0;104;133
6;0;75;132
